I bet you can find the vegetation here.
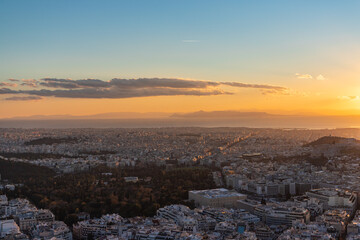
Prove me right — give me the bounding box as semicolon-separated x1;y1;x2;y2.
24;137;78;146
303;136;358;147
0;160;216;226
0;159;55;181
257;154;329;166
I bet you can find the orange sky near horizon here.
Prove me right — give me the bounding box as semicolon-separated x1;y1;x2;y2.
2;86;360;118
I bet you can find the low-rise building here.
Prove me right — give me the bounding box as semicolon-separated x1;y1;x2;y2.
189;188;247;208
31;221;72;240
36;209;55;223
306;188;357;212
73;214;123;240
253;204;310;227
0;219;21;238
15;212;37;231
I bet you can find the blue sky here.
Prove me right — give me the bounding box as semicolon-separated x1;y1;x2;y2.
1;0;359;81
1;0;360;117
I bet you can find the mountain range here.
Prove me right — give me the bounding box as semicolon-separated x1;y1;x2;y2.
2;111;360;128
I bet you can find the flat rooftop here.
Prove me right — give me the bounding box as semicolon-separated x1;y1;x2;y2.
189;188;246;199
308;188;352;197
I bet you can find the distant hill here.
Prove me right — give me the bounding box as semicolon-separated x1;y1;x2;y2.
304;136;359;147
4;111;360;128
171;111;273;118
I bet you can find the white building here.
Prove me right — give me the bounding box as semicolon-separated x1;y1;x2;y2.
0;195;8;206
189;188;247;208
31;221;72;240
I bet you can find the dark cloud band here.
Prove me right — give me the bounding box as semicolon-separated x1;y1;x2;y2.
1;77;288;99
4;96;43;101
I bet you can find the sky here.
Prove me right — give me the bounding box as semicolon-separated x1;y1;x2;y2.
1;0;360;118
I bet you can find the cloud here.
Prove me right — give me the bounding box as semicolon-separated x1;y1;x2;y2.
338;96;360;101
0;88;17;95
295;73;326;81
221;82;287;91
21;79;38;88
8;78;20;82
0;77;288;99
4;96;43;101
39;78;286;91
295;73;313;79
9;88;229;99
39;78;217;89
40;78;108;89
261;89;288;95
110;78;219;89
316;74;326;80
221;82;289;95
6;79;38;86
0;82;17;87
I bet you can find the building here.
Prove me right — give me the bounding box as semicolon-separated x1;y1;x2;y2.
189;188;247;208
253;223;274;240
253;204;310;227
278;221;334;240
264;207;310;226
0;219;21;238
36;209;55;223
156;205;217;232
316;209;350;237
237;199;263;214
124;177;138;183
197;207;260;224
5;184;15;191
73;218;108;240
73;214;123;240
306;188;357;211
5;198;36;217
15;212;37;231
0;195;8;206
31;221;72;240
348;210;360;236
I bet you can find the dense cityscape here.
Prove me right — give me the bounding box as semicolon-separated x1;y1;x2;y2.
1;127;360;239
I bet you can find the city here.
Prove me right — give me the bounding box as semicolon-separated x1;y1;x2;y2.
1;128;360;239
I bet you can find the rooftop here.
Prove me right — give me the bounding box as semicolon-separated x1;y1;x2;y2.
190;188;246;199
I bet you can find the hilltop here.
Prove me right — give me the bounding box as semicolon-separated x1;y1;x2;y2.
304;136;359;147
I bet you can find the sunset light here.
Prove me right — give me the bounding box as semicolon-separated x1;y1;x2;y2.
1;0;360;127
